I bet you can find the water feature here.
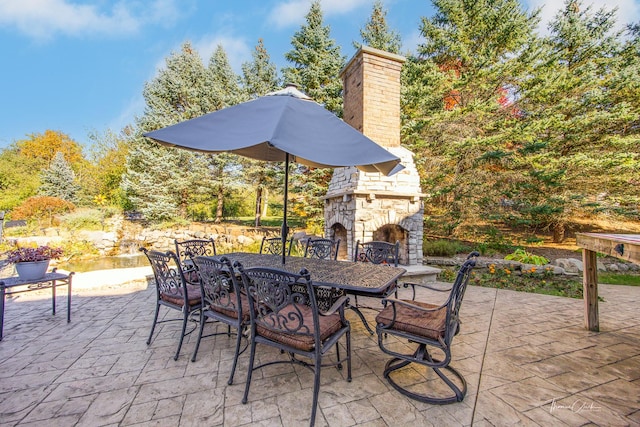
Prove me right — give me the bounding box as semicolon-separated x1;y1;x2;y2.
59;254;148;273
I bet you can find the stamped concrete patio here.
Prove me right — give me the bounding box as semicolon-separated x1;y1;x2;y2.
1;267;638;426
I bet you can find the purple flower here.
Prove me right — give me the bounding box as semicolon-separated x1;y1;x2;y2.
7;246;64;263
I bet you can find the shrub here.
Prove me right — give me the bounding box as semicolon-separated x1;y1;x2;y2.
11;196;76;226
59;208;106;231
504;248;549;265
423;239;471;257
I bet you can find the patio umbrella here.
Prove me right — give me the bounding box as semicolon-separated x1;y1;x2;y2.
144;85;404;264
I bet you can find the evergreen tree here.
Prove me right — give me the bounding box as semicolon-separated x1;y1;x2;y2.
123;42;212;221
207;45;244;223
241;39;283;226
282;1;345;228
403;0;541;235
40;152;80;202
242;38;279;99
509;0;640;241
282;0;345;115
354;0;402;54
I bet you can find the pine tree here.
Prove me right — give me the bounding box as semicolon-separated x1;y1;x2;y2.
282;0;345;115
282;1;345;228
241;39;283;226
40;152;80;202
123;42;212;221
354;0;401;54
207;45;244;223
509;0;640;241
403;0;541;235
242;38;280;99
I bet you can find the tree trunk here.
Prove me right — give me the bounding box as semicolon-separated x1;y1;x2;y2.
254;186;263;227
552;223;565;243
215;186;224;224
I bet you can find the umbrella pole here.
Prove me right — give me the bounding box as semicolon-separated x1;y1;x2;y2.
281;153;289;265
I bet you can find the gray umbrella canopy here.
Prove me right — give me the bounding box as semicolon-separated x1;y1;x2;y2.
143;86;403;176
144;86;404;263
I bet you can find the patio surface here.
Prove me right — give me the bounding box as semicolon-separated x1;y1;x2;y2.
1;267;639;426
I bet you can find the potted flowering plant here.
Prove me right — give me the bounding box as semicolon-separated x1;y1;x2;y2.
7;245;64;280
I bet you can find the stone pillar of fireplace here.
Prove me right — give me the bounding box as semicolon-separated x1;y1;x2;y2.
324;46;424;265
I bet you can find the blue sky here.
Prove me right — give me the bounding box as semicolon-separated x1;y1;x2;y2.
1;0;639;151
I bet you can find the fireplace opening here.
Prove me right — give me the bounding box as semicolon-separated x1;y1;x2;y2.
330;223;348;260
373;224;409;265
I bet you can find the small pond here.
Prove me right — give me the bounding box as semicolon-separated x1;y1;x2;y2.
59;254;148;273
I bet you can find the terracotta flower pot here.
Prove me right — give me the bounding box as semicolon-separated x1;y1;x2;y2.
15;260;50;281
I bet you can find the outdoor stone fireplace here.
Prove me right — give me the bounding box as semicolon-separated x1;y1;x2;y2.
324;46;424;265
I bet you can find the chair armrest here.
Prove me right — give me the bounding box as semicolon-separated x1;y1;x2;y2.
403;282;452;292
381;297;447;313
402;281;453;300
319;295;349;316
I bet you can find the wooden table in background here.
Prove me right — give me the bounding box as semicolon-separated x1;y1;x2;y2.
575;233;640;332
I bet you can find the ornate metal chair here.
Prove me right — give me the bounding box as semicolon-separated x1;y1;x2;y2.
238;263;351;427
349;240;401;333
304;237;340;260
375;251;479;404
190;256;249;385
140;248;202;361
354;240;399;266
259;236;293;256
174;238;217;284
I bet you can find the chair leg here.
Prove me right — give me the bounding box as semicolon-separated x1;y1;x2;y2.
147;304;160;345
227;326;243;385
309;358;321;427
174;309;189;361
191;311;207;362
346;330;352;382
242;334;258;404
383;344;467;404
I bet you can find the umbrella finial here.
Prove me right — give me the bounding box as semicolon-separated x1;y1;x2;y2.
266;84;312;100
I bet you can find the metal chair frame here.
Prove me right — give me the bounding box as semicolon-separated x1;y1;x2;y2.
238;264;351;427
259;236;293;256
375;252;479;404
349;240;401;334
303;238;340;260
190;256;248;385
174;238;217;284
141;248;202;361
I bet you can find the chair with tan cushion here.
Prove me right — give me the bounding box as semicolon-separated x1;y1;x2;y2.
238;263;351;427
190;256;250;385
174;238;217;284
375;251;479;404
141;248;202;361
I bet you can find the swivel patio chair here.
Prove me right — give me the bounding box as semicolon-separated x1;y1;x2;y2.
303;238;340;260
375;251;479;404
174;238;217;284
259;236;293;256
190;256;249;385
350;240;401;334
141;248;202;361
238;263;352;427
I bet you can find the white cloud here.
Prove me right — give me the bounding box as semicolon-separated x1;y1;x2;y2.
0;0;183;40
194;35;252;73
268;0;370;29
524;0;640;34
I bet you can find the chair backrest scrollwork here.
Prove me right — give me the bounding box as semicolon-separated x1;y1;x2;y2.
238;264;318;340
304;238;340;260
140;248;190;301
193;256;243;317
354;240;400;267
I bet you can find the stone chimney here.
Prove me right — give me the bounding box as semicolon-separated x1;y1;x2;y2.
324;46;424;265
